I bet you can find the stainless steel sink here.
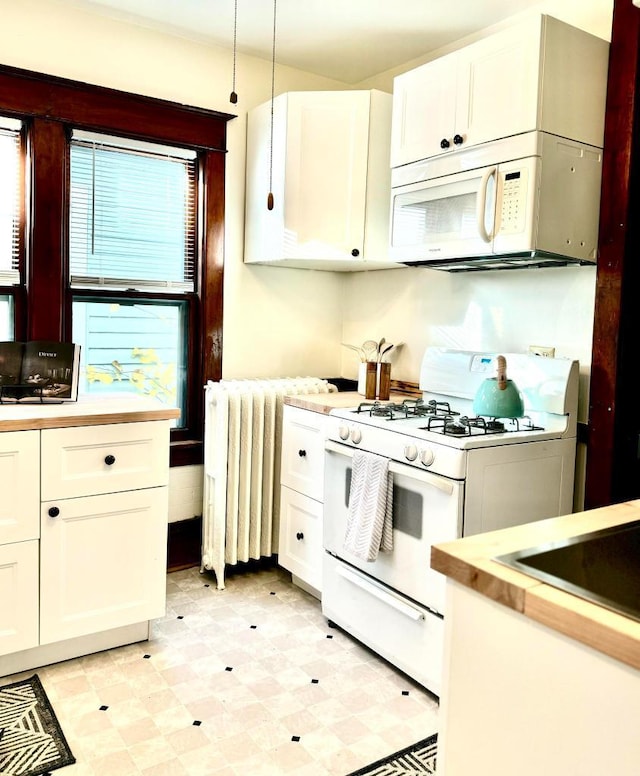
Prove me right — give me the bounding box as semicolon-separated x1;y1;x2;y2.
495;519;640;622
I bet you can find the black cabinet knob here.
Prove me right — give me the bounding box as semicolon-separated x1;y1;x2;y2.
296;532;304;541
298;449;307;457
104;454;116;466
48;506;60;518
440;138;450;149
453;134;464;145
351;248;360;257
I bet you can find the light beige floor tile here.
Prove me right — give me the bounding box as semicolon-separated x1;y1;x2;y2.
1;565;439;774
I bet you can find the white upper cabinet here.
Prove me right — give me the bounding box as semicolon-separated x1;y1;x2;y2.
391;15;609;168
244;89;398;271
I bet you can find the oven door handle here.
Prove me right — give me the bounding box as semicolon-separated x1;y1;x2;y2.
325;440;455;495
337;565;426;621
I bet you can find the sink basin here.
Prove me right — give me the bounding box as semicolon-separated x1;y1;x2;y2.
495;519;640;622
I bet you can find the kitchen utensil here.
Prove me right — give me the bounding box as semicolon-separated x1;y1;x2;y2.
342;343;365;362
472;354;524;418
379;342;394;361
376;337;386;360
361;340;379;361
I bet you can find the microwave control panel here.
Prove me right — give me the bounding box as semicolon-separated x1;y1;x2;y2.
497;169;527;235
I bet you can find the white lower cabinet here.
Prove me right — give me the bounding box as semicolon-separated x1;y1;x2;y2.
40;487;168;645
0;430;40;545
278;405;327;595
0;402;174;674
278;488;323;592
0;540;39;655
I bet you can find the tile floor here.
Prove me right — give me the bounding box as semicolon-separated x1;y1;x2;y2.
2;565;439;775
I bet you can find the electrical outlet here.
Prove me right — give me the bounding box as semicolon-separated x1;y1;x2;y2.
529;345;556;358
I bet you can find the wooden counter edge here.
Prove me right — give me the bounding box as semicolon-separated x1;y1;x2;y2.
432;501;640;669
284;388;419;415
431;544;532;613
0;407;180;431
524;584;640;671
284;395;339;415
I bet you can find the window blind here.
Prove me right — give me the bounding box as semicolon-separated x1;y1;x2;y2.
0;117;22;287
69;131;197;293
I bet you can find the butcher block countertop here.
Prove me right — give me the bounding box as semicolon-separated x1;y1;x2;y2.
431;501;640;670
0;394;180;431
284;388;418;414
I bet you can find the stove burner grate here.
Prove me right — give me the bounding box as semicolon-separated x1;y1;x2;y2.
351;401;545;436
420;414;544;436
354;398;460;421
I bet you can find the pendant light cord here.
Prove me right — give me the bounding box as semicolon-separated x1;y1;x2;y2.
230;0;238;104
267;0;277;210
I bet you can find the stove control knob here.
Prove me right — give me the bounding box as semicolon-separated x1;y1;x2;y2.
338;425;350;441
350;428;362;445
404;444;418;462
419;447;435;467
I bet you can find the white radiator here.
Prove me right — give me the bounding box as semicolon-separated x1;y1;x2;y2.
202;377;336;589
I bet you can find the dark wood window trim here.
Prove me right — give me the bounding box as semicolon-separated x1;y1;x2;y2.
0;64;234;467
586;0;640;508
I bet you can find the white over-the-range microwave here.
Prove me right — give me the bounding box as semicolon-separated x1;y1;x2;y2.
389;131;603;271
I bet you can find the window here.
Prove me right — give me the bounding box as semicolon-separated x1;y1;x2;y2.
0;295;13;340
68;132;197;425
0;116;22;339
0;63;232;465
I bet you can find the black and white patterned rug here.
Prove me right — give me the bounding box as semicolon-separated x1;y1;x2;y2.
346;732;437;775
0;675;75;776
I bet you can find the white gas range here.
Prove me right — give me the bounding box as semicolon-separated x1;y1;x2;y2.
321;348;579;697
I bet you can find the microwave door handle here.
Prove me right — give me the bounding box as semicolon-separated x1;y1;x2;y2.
476;166;497;243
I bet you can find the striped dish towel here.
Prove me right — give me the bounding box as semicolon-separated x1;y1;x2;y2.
344;450;393;562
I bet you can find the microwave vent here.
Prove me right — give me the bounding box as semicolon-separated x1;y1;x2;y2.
402;251;595;272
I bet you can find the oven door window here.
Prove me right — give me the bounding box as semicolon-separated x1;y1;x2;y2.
345;467;423;539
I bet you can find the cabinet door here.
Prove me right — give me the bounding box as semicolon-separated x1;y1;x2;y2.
455;20;541;149
278;486;322;592
40;487;168;644
41;420;170;500
280;406;326;501
283;91;370;261
390;53;458;167
0;430;40;545
0;540;39;657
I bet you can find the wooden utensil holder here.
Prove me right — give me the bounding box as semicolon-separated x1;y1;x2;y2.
378;362;391;400
365;362;377;399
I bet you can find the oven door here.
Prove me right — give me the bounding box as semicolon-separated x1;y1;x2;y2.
323;439;463;615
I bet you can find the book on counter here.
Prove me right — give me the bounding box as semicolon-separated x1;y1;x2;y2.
0;340;81;402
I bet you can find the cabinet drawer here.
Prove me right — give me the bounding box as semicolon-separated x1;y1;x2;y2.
0;430;40;545
280;406;326;500
0;540;39;657
41;420;170;500
40;487;168;644
278;486;322;592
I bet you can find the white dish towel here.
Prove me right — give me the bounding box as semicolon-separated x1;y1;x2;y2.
344;450;393;562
